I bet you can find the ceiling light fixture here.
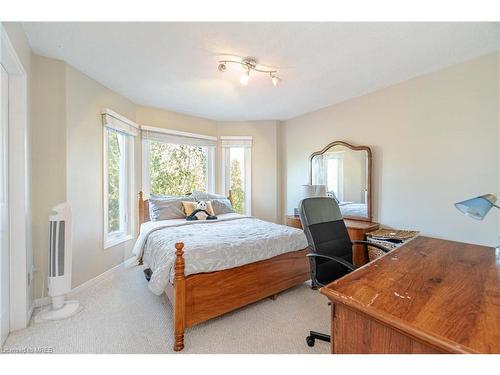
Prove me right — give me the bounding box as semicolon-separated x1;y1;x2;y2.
218;57;281;87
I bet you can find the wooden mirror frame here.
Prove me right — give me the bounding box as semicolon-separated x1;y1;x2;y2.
309;141;372;222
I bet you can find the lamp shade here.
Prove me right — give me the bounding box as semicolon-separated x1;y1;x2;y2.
300;185;327;199
454;194;497;220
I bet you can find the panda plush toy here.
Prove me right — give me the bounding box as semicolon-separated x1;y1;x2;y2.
186;201;218;221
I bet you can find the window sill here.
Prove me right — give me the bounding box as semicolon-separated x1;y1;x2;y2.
104;234;134;250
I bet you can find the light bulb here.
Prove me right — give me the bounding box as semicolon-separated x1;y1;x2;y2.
218;62;227;72
271;74;280;87
240;70;250;85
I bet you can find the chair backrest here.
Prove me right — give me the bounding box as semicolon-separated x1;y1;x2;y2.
298;197;352;259
299;197;355;286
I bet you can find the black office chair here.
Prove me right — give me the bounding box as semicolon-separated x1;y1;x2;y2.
299;197;390;347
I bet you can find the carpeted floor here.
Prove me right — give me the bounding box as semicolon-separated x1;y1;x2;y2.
4;264;331;354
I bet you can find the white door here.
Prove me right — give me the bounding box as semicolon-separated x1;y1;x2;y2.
0;64;9;346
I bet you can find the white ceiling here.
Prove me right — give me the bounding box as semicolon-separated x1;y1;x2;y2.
23;22;500;121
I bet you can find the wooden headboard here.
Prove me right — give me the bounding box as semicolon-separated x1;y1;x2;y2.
138;190;233;226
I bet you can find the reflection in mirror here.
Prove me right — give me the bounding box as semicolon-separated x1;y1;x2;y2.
310;142;371;220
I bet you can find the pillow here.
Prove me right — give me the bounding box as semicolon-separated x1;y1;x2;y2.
149;196;194;221
211;198;235;215
191;190;227;201
182;201;215;217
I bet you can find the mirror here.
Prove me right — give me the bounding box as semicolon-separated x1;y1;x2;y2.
309;141;372;221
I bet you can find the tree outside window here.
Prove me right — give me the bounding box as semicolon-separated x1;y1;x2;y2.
230;158;244;214
107;130;121;233
103;114;135;249
148;141;208;196
222;139;251;216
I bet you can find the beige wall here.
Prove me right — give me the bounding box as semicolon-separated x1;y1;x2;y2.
282;52;499;246
30;56;140;298
136;105;217;136
30;55;67;298
217;121;280;223
65;64;138;289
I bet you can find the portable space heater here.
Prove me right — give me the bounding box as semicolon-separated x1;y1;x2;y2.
35;203;82;323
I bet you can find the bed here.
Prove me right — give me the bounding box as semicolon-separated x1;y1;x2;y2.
134;191;310;351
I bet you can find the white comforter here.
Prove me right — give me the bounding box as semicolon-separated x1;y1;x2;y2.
133;213;308;295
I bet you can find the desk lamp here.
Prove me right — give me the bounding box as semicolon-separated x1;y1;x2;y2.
454;194;499;220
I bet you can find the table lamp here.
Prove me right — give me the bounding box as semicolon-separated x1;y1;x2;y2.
295;184;327;216
454;194;499;220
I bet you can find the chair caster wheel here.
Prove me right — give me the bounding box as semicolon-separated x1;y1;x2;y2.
306;336;315;347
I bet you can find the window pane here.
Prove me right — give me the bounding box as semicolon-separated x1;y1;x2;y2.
229;147;245;214
107;130;121;233
149;141;207;196
326;158;339;197
325;157;343;201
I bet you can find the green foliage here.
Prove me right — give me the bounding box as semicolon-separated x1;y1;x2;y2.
149;141;207;196
230;159;245;214
107;131;121;233
147;141;246;215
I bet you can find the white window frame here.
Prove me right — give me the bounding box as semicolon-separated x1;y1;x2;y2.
141;126;216;198
220;136;252;216
324;151;344;202
102;110;137;249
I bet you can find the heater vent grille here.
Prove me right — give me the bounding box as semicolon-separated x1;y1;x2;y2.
49;220;65;277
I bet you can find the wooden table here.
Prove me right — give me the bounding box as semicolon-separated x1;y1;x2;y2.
320;236;500;354
286;215;379;266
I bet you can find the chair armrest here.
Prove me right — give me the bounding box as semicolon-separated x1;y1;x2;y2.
306;253;357;271
352;240;391;253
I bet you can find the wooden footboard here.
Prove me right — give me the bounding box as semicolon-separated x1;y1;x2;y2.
170;242;310;351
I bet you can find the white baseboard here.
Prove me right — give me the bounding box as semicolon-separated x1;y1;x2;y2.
32;256;138;310
32;296;51;309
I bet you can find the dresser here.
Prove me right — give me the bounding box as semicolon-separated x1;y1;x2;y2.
320;236;500;354
286;215;379;266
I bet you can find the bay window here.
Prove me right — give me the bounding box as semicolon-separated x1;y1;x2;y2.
221;136;252;215
142;126;216;197
102;110;137;249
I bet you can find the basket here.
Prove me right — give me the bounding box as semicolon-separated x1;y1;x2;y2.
366;229;419;262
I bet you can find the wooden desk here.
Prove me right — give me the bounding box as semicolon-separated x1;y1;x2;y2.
320;236;500;354
286;215;379;266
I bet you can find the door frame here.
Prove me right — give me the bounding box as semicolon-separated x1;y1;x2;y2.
1;25;30;334
0;49;9;347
